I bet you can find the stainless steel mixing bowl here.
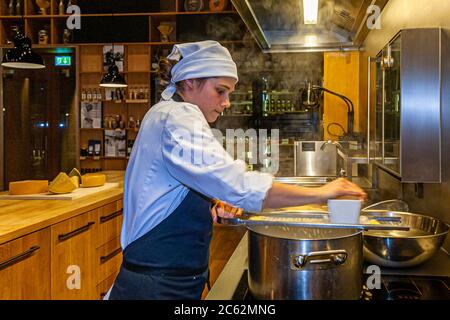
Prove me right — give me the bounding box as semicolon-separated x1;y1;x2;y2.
363;211;449;267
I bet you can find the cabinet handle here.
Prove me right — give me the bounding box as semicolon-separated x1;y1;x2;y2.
100;211;122;224
100;248;122;264
58;221;95;242
0;246;40;271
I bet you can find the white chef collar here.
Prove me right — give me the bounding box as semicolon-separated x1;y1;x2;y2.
161;40;238;100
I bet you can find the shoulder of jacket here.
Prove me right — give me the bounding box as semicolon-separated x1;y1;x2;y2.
162;101;206;122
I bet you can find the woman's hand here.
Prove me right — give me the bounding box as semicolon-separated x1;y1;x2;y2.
211;200;243;223
318;178;367;201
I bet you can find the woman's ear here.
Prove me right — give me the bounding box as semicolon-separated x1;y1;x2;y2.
183;79;197;90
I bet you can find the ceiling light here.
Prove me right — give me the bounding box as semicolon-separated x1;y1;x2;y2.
2;30;45;69
303;0;319;25
100;63;127;88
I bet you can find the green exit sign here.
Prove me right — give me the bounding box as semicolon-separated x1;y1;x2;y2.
55;56;72;66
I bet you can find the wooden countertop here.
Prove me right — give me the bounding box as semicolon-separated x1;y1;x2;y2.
0;171;125;245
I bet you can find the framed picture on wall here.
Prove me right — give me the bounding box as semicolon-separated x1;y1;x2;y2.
104;129;126;157
103;45;124;72
81;101;102;128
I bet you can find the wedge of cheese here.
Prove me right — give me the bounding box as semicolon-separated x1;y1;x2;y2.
70;176;80;188
68;168;82;186
81;173;106;188
48;172;77;194
9;180;49;195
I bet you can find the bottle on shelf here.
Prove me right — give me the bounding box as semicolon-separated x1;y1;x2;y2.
58;0;65;15
92;88;98;102
86;89;92;101
15;0;22;16
128;116;136;129
81;88;86;101
8;0;14;16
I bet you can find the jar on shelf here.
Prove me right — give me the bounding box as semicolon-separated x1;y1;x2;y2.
128;116;136;129
38;30;49;45
63;29;72;44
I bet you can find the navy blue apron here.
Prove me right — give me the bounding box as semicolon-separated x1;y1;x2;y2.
109;188;213;300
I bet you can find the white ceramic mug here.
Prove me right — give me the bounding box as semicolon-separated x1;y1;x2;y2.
327;199;362;224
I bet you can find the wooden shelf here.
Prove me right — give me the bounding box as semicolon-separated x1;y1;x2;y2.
101;157;128;160
125;100;148;104
43;11;238;18
81;128;141;131
80;156;128;161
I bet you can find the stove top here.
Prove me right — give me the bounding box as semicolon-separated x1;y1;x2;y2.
232;270;450;300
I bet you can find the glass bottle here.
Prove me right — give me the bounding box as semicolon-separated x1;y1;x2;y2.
81;89;86;101
15;0;22;16
58;0;65;15
8;0;14;16
86;89;92;101
63;29;72;44
138;87;144;99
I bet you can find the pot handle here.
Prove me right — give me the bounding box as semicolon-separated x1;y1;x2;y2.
291;250;348;270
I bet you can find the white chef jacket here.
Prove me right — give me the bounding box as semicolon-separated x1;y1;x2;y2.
120;98;274;249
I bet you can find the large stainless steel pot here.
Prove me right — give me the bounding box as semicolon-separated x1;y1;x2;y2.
363;211;449;267
247;226;363;300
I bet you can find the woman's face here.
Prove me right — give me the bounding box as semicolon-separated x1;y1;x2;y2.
182;77;237;123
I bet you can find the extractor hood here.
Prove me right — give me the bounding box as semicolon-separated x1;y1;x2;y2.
231;0;389;53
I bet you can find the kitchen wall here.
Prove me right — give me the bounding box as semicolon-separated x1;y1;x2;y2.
363;0;450;251
364;0;450;55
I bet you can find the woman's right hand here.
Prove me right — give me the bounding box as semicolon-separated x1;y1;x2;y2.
318;178;367;201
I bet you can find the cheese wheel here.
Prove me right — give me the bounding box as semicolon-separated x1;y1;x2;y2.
81;173;106;187
9;180;49;195
48;172;77;194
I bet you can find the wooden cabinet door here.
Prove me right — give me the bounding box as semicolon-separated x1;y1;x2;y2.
95;200;123;249
51;210;97;300
96;237;122;287
95;200;123;286
0;228;51;299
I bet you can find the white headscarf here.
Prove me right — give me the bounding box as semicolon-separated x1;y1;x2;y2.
161;40;238;100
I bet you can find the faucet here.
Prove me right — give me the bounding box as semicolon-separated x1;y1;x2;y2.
320;140;344;153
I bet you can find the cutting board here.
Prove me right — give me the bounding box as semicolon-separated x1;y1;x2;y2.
0;183;120;200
